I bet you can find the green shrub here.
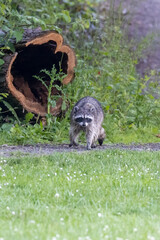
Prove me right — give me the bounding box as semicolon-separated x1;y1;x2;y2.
0;0;160;144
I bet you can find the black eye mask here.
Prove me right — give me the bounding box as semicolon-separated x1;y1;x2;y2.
85;118;92;123
75;117;92;123
75;117;84;123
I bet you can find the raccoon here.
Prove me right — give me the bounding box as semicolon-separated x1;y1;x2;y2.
69;96;106;150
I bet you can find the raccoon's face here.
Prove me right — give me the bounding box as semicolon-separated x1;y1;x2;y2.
74;115;93;127
73;105;94;127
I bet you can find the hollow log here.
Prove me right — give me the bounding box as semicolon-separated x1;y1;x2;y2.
0;29;76;116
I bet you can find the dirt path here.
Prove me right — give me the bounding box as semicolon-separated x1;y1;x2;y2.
0;143;160;157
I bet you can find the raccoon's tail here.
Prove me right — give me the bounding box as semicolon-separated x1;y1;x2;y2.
98;127;106;146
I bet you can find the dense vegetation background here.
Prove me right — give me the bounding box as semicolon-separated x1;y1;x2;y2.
0;0;160;145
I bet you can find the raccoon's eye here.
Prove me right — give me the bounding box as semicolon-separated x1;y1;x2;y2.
86;118;92;123
89;107;94;112
75;117;83;123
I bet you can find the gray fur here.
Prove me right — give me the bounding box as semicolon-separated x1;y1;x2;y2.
69;96;106;150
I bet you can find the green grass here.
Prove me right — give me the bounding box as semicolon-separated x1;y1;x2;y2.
0;123;159;145
0;150;160;240
106;126;160;144
0;114;159;145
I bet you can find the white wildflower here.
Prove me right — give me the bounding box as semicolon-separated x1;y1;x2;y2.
103;225;109;231
147;236;155;240
98;213;102;217
29;220;35;224
55;193;60;198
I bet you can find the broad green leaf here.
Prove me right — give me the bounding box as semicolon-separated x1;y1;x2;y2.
59;11;71;23
2;100;20;123
25;112;34;123
0;93;8;98
83;20;90;29
106;105;110;111
7;41;15;52
0;3;6;15
0;58;4;66
1;123;13;131
14;30;23;43
49;99;56;108
62;101;66;111
54;84;61;91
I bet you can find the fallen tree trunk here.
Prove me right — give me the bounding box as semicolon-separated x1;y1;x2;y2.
0;29;76;116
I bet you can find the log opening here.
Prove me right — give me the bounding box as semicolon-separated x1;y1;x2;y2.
6;31;76;116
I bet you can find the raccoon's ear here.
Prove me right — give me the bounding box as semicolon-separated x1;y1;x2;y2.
74;106;79;113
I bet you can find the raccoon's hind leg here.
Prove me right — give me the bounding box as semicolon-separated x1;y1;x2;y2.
69;126;81;147
98;127;106;146
91;135;98;148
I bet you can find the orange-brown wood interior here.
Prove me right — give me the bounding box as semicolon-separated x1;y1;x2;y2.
6;32;76;116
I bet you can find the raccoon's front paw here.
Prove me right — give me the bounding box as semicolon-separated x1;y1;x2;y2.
69;142;79;147
87;146;91;150
91;144;96;148
87;144;92;150
73;142;79;146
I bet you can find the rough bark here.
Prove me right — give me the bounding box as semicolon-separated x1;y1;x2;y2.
0;29;76;116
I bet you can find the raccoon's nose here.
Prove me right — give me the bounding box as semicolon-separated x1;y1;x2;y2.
82;122;86;127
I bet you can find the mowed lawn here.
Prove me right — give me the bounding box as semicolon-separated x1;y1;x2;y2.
0;149;160;240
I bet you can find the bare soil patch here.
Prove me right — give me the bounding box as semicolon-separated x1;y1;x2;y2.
0;143;160;157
